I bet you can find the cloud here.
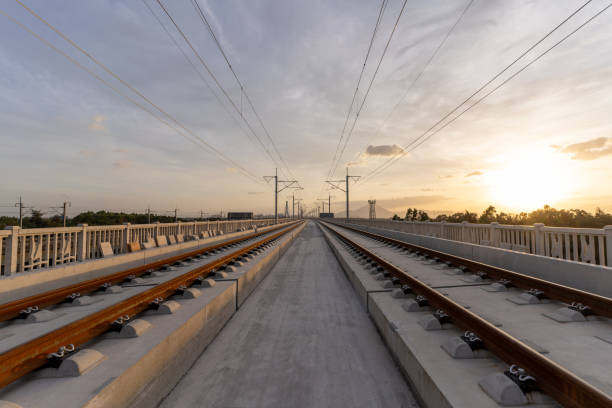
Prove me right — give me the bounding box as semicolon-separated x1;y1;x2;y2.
465;171;484;177
438;175;453;179
112;160;131;169
226;167;238;174
247;191;264;195
556;137;612;160
347;156;367;167
364;144;404;157
89;115;106;131
421;188;433;191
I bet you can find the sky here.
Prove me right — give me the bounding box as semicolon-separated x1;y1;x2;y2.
1;0;611;218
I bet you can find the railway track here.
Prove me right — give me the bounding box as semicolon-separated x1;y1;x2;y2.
0;221;302;390
0;222;295;323
320;220;612;408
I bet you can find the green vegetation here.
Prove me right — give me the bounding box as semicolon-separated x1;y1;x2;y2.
392;205;612;228
0;210;188;230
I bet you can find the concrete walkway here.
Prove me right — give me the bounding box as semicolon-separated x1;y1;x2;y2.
159;221;418;408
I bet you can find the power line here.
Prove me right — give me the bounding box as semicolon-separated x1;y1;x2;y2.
140;0;252;140
326;0;388;179
370;0;475;141
189;0;299;185
329;0;408;179
360;0;603;184
155;0;290;180
9;1;262;184
142;0;277;182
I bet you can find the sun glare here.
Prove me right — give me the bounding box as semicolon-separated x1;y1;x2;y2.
485;149;574;212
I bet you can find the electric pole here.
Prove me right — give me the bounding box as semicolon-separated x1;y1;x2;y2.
62;201;71;227
326;167;360;222
147;206;151;224
264;168;299;223
316;198;328;213
289;188;303;219
294;198;303;219
174;208;178;222
15;197;24;228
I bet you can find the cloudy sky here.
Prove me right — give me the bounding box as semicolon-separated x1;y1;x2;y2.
1;0;611;218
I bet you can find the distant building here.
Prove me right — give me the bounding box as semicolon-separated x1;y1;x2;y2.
319;212;334;218
227;212;253;220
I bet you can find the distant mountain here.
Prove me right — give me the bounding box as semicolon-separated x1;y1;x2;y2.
335;204;395;219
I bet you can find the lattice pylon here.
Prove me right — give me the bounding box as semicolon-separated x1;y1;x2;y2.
368;199;376;220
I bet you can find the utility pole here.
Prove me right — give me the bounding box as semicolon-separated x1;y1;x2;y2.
264;168;299;223
289;188;303;219
15;197;24;228
200;209;204;221
316;198;327;213
50;200;71;227
62;201;71;227
326;167;360;222
147;206;151;224
174;208;178;222
327;193;335;214
294;198;302;219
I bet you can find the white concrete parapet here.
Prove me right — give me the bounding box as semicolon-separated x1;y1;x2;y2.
344;218;612;266
0;219;291;277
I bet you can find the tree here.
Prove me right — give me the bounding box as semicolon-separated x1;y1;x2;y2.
479;205;497;223
392;214;401;220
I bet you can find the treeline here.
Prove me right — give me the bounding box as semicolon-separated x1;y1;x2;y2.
392;205;612;228
0;210;198;230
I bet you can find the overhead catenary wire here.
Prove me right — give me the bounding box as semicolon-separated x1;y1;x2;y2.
10;0;262;184
189;0;299;185
156;0;292;181
369;0;475;142
360;0;602;184
329;0;408;179
140;0;253;142
326;0;389;180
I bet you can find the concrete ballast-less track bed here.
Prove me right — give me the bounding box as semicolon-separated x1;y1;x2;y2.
0;223;306;408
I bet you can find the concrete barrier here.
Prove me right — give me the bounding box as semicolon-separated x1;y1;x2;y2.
336;222;612;298
0;224;287;304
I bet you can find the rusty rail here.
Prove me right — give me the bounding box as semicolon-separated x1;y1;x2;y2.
0;221;303;389
321;221;612;408
0;222;297;323
329;221;612;319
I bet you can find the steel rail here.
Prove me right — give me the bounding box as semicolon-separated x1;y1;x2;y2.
0;221;303;389
329;221;612;319
320;221;612;408
0;222;297;323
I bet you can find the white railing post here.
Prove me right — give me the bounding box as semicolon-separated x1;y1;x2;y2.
533;223;545;255
461;221;468;242
440;221;446;239
490;222;500;247
4;226;20;275
122;223;131;253
604;225;612;266
154;222;160;240
77;224;88;261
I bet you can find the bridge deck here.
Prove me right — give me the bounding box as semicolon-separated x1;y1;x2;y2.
159;221;418;408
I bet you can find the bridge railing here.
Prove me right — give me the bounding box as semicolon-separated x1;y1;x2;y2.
344;218;612;267
0;218;289;277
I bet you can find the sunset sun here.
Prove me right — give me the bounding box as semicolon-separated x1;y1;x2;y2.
485;149;574;212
